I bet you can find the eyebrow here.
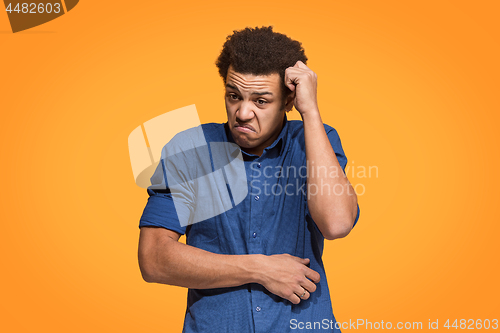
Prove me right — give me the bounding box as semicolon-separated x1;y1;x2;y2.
225;83;273;96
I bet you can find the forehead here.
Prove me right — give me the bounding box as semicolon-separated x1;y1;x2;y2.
226;65;281;93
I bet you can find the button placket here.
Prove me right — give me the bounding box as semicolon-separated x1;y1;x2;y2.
250;160;264;244
248;159;265;330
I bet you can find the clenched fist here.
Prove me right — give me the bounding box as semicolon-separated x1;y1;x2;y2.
284;60;319;117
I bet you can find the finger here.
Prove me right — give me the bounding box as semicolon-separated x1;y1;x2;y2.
303;256;310;267
299;289;311;300
291;256;310;265
301;278;317;294
289;294;301;305
302;257;310;267
284;67;305;90
295;60;309;69
286;67;307;77
284;74;296;91
295;286;310;300
305;268;321;284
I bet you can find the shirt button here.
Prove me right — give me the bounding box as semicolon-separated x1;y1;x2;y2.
252;232;257;238
255;306;261;312
257;163;261;168
254;195;259;201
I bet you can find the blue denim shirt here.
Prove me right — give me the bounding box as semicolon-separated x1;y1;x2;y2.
139;115;360;332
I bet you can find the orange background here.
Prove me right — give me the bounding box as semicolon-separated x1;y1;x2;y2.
1;1;499;332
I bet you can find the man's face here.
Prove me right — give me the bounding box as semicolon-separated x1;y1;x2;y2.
225;65;291;156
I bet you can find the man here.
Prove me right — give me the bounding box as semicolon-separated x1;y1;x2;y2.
138;26;360;332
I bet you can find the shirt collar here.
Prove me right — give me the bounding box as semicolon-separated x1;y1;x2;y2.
224;113;290;158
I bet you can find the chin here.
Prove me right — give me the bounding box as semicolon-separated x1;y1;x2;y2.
234;137;252;149
232;131;256;149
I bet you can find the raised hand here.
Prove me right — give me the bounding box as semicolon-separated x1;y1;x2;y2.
284;60;319;117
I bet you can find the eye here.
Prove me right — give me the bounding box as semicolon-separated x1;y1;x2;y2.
228;93;240;100
257;99;267;105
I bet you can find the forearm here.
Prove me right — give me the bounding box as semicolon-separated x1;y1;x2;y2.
140;233;321;304
301;110;358;239
144;237;262;289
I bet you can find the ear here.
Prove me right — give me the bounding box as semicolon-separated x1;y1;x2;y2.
283;92;295;112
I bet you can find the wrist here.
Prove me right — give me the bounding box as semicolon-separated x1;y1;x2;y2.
245;254;265;285
300;108;321;122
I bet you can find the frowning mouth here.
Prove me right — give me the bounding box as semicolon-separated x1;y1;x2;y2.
235;123;256;133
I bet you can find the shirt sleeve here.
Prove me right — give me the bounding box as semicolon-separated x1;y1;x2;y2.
324;125;360;228
138;146;193;235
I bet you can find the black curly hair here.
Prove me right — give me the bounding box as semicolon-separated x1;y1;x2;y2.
215;26;308;109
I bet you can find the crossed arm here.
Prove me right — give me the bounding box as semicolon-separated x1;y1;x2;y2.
138;227;320;305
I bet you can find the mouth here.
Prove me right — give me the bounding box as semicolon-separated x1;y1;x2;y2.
234;123;256;133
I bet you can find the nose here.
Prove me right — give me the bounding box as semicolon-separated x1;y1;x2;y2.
236;101;255;122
